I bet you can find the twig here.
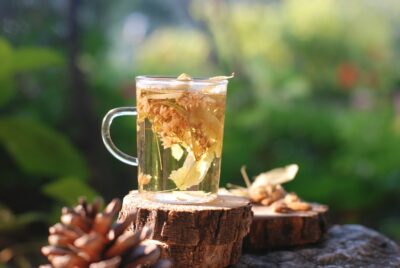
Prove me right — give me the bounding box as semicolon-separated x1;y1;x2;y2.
240;166;252;188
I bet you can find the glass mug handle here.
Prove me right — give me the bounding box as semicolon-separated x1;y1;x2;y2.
101;107;138;166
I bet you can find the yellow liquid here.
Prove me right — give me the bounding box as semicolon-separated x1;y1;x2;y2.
136;86;226;204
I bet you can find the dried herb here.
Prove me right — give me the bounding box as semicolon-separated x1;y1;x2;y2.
228;164;312;213
137;74;227;190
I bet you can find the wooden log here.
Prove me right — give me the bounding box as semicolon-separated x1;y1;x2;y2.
244;203;329;251
119;191;253;268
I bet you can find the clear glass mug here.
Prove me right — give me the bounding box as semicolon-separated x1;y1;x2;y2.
101;76;228;204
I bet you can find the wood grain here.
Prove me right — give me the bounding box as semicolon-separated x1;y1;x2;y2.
244;203;329;251
119;191;253;268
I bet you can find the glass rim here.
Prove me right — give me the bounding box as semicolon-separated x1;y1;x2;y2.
135;75;229;85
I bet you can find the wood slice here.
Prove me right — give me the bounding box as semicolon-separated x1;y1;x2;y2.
244;203;329;252
119;191;253;268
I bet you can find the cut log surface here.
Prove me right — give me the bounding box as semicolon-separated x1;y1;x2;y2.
237;224;400;267
119;191;253;268
244;203;329;251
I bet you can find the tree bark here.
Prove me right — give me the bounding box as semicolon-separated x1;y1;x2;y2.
119;191;253;268
66;0;118;198
67;0;98;150
244;203;329;251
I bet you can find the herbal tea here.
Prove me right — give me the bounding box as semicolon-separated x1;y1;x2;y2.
136;78;227;203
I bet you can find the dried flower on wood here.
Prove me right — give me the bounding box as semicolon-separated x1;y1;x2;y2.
227;164;312;213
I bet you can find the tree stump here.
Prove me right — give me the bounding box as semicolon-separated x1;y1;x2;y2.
119;191;253;268
244;203;329;251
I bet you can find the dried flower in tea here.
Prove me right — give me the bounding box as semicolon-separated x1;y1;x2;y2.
136;74;231;197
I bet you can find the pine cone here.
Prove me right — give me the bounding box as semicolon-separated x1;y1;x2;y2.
41;197;172;268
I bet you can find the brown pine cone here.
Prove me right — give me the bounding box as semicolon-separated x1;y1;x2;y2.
40;197;172;268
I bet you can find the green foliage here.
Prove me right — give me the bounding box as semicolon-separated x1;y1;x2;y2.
0;117;89;179
0;204;45;233
221;102;400;211
1;1;400;265
0;37;64;107
0;38;93;267
0;77;15;108
0;38;15;106
0;38;89;193
380;218;400;241
334;110;400;182
135;28;215;75
185;0;400;216
13;47;64;72
42;177;99;206
193;0;397;98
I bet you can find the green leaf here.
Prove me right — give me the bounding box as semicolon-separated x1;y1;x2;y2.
0;117;89;179
42;177;98;206
0;38;15;106
0;77;15;107
0;39;64;107
0;37;13;77
0;203;46;233
0;212;46;233
13;47;64;72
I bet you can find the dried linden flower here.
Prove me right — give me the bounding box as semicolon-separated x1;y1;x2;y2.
251;164;299;189
136;74;226;190
138;173;152;186
228;164;312;213
171;144;184;161
209;72;235;81
169;151;214;190
177;73;192;81
177;72;234;82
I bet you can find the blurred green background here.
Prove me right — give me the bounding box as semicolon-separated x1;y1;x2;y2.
1;0;400;266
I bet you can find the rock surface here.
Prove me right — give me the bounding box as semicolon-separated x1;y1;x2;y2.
236;224;400;268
